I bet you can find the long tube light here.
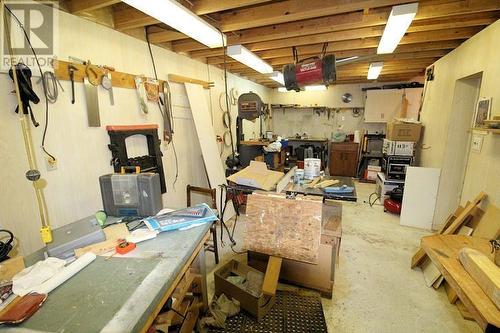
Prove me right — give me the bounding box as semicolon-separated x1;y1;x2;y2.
122;0;225;48
367;62;384;80
227;45;273;74
270;71;284;85
377;3;418;54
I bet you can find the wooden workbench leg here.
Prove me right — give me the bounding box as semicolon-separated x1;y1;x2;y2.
193;249;208;312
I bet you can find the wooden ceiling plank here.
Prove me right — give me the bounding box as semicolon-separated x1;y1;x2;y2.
220;2;498;46
148;30;187;43
70;0;120;14
206;40;461;65
113;7;159;30
218;0;414;32
190;27;476;59
172;10;496;53
192;0;275;15
218;0;500;32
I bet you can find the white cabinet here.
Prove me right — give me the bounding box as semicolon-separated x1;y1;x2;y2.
364;88;422;123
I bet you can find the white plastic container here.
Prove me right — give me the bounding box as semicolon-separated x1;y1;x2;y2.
294;169;304;184
304;158;321;180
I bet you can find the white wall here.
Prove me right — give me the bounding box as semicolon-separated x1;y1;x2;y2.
0;10;270;255
419;20;500;228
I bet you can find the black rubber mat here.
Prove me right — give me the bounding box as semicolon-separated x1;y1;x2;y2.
207;291;328;333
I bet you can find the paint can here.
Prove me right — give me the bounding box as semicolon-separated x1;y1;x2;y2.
294;169;304;184
304;158;321;180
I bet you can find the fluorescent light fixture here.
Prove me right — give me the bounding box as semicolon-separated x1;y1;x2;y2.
122;0;225;48
227;45;273;74
304;85;327;91
336;56;359;64
270;71;285;85
367;62;384;80
377;3;418;54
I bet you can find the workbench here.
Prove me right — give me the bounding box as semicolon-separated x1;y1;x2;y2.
284;176;357;202
1;223;211;333
421;235;500;332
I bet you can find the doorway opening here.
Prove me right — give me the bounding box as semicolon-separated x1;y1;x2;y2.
432;72;482;229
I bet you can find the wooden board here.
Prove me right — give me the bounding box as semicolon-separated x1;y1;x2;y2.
74;224;130;257
185;83;235;221
421;235;500;331
422;258;442;287
400;167;441;229
459;248;500;309
442;192;487;235
245;192;322;264
472;204;500;239
445;280;458;304
411;197;483;269
0;256;25;283
262;256;282;296
456;300;475;321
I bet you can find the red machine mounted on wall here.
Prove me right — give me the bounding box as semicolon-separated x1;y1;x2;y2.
283;45;337;91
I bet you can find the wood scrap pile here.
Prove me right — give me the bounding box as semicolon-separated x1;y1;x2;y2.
411;191;500;322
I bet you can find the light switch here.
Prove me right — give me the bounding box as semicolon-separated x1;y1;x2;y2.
471;135;483;153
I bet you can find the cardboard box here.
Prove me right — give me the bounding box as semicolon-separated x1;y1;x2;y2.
214;260;275;321
365;165;382;181
383;139;415;156
386;120;422;142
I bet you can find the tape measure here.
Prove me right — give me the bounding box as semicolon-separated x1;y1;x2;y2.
116;241;136;255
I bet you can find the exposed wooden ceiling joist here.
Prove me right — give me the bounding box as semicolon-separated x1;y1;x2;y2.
68;0;499;87
189;27;480;59
191;0;275;15
70;0;120;14
218;0;415;32
168;3;498;50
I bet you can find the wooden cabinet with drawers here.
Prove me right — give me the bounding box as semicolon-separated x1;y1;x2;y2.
329;142;359;177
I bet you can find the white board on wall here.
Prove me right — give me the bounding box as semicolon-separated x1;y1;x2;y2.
185;83;235;221
364;89;403;123
400;167;441;230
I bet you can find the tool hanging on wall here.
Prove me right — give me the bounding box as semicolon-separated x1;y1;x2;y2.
84;60;100;127
68;64;77;104
160;80;173;143
8;63;40;127
144;78;160;102
3;3;52;243
101;72;114;106
134;76;149;114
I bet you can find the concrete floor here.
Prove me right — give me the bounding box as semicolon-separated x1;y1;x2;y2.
204;182;481;333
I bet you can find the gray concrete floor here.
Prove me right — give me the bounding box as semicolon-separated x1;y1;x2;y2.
204;181;481;333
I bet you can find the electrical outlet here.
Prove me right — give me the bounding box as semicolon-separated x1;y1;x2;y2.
471;135;483;153
46;157;58;171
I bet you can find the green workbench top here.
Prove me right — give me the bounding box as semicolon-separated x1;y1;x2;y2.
1;223;211;333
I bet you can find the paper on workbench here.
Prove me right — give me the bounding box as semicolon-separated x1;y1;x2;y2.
12;257;66;296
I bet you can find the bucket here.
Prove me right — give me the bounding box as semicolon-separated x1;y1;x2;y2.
304;158;321;180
